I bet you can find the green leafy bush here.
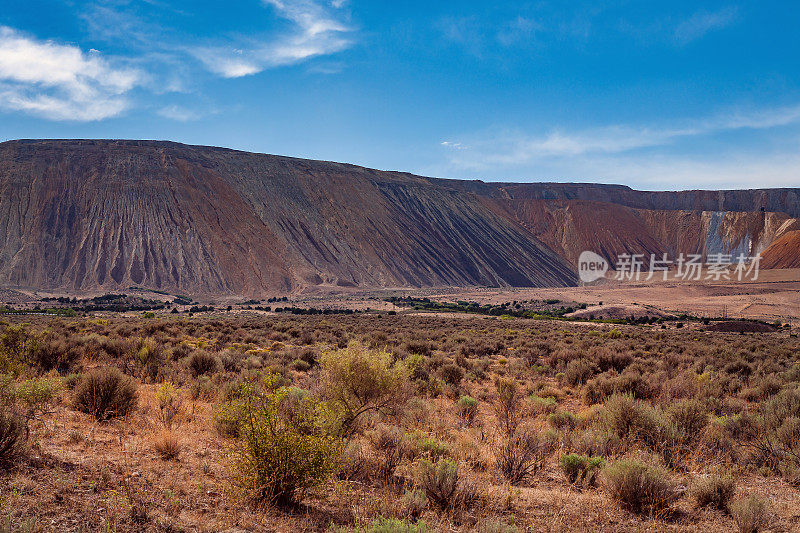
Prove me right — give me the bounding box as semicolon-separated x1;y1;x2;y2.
73;367;138;421
408;431;449;460
369;517;428;533
0;325;39;376
564;358;598;386
3;376;62;421
559;453;603;486
599;394;675;453
416;459;475;512
157;382;182;429
548;410;576;430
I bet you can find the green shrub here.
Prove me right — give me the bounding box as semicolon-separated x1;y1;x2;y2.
603;459;677;514
690;473;736;510
415;458;477;514
401;488;428;519
667;398;708;444
157;382;182;429
73;367;137;421
530;395;557;414
189;375;216;401
0;408;26;468
599;394;675;453
0;376;62;422
368;518;428;533
548;410;576;430
559;453;603;486
135;337;163;381
416;459;459;510
290;358;311;372
233;385;340;507
729;496;770;533
0;325;39;376
408;431;449;460
457;395;478;425
214;399;245;438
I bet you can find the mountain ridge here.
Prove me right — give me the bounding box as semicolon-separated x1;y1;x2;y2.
0;139;797;296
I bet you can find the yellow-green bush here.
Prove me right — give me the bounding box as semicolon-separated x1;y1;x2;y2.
319;342;410;436
232;383;340;507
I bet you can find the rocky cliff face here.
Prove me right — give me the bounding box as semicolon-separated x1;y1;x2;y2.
0;139;797;296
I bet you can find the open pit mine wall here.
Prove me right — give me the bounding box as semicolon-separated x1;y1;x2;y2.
491;198;800;268
484;182;800;218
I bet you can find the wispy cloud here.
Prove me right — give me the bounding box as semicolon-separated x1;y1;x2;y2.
441;104;800;164
194;0;353;78
0;0;356;120
0;26;140;120
497;16;542;47
440;141;466;150
157;104;202;122
674;6;739;45
437;103;800;188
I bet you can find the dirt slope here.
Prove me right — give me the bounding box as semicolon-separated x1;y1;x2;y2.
0;140;576;295
1;139;797;296
761;230;800;269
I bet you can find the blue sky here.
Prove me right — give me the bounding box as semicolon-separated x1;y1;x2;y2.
0;1;799;189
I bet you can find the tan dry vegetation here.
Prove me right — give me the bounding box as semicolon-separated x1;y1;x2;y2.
0;314;799;532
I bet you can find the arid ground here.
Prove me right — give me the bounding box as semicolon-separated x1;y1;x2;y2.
1;305;799;532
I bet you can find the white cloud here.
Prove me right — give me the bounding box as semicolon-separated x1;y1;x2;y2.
566;152;800;190
436;104;800;189
157;105;202;122
0;26;140;120
440;141;466;150
195;0;353;78
442;104;800;166
674;6;738;45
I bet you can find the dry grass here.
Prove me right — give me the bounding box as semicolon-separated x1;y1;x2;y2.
0;312;798;531
152;430;181;460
